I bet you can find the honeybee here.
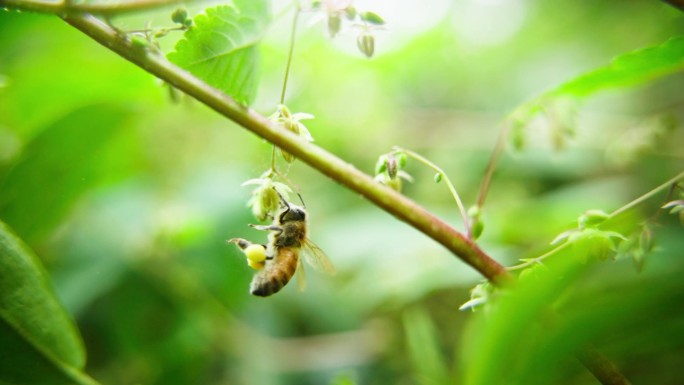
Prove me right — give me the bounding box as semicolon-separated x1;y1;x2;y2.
228;193;335;297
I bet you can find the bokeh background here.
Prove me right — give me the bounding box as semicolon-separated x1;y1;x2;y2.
1;0;684;384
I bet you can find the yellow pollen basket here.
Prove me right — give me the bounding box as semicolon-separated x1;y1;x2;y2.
244;244;266;270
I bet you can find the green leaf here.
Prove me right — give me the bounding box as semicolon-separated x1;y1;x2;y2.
167;0;270;106
461;251;588;385
577;209;610;229
359;11;385;25
0;104;136;242
550;37;684;98
404;308;451;385
512;37;684;127
0;220;98;385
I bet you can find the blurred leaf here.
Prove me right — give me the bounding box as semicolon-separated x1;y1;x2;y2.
167;0;270;106
0;14;160;137
0;104;137;242
513;37;684;130
462;242;684;385
550;37;684;98
0;220;98;385
404;308;451;385
461;250;588;385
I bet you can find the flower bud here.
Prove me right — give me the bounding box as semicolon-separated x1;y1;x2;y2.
433;173;443;183
374;155;388;175
360;11;385;25
327;14;342;37
357;32;375;58
396;152;407;169
249;179;279;221
471;219;484;240
130;34;150;49
386;155;398;179
154;28;170;38
345;6;357;20
171;8;188;25
468;205;484;239
578;209;610;229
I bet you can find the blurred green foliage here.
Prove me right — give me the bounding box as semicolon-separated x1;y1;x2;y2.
1;0;684;384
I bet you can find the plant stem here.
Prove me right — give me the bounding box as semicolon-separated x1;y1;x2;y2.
270;3;301;173
124;26;185;34
578;345;632;385
61;13;511;285
507;169;684;271
0;0;190;15
393;147;471;238
507;242;569;271
475;119;509;209
280;3;300;105
606;170;684;220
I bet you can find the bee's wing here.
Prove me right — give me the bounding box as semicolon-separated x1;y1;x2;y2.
302;239;336;276
296;256;307;292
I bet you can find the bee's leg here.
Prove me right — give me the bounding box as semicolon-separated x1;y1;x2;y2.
249;224;283;234
226;238;251;250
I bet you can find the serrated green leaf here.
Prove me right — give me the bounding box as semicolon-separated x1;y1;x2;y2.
167;0;270;106
551;37;684;98
0;220;99;385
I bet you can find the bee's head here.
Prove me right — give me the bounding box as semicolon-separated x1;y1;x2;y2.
279;203;306;223
275;189;307;223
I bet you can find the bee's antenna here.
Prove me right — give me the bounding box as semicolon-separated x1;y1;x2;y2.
273;187;291;211
297;192;306;208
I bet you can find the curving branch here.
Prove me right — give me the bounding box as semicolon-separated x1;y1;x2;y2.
0;0;191;15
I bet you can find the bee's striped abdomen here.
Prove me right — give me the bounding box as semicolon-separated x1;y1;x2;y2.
250;247;299;297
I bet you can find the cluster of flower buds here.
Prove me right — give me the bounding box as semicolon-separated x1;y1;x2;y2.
171;7;193;28
311;0;386;58
269;104;315;163
241;170;293;221
374;151;412;192
128;7;193;49
551;209;626;263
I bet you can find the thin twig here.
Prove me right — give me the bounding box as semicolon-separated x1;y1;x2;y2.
476;119;510;208
507;170;684;271
393;147;471;238
606;170;684;220
0;0;191;15
578;345;632;385
280;4;300;105
270;3;302;173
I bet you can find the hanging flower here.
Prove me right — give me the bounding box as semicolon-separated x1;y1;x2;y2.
241;171;293;221
270;104;315;162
